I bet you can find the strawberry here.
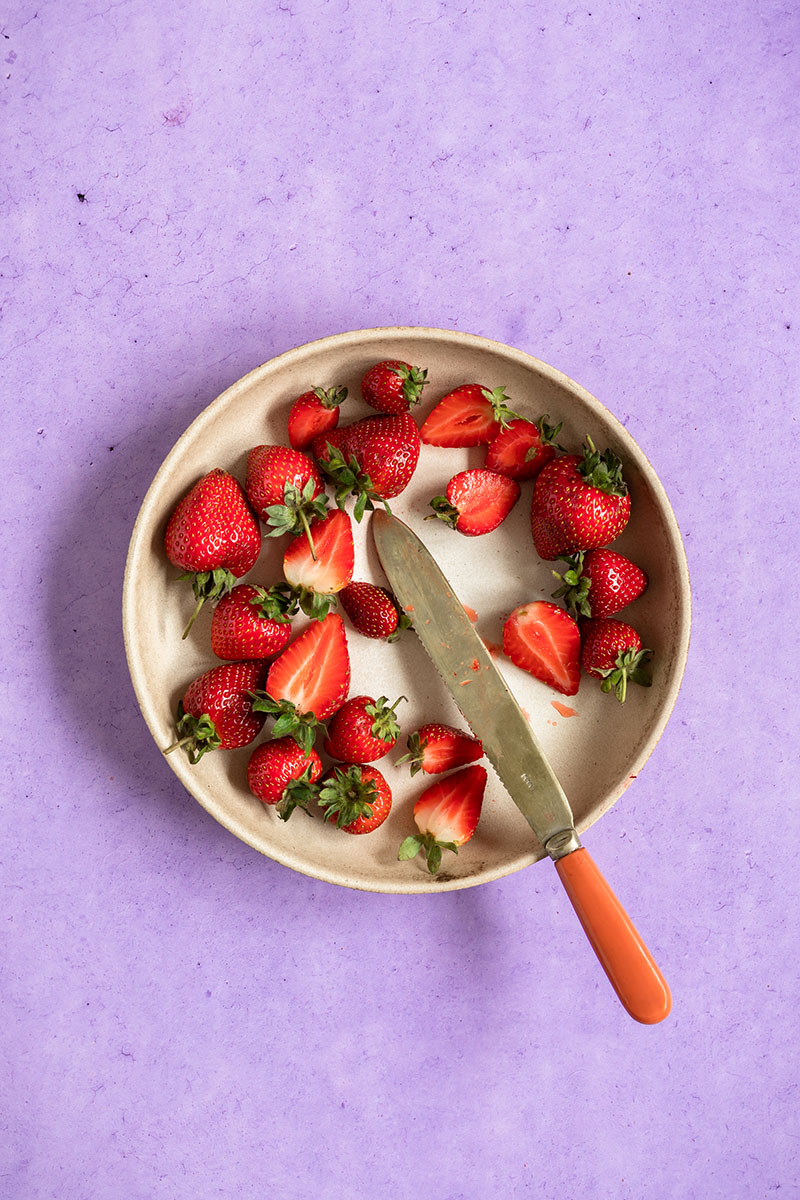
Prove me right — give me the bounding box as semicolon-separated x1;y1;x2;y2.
398;764;487;874
163;660;268;764
339;581;411;641
552;549;648;619
503;601;581;696
288;386;347;451
361;359;428;414
580;618;652;703
210;583;295;661
247;736;322;819
419;385;519;447
251;612;350;753
396;723;483;776
164;469;261;638
530;437;631;560
282;509;355;619
312;412;421;520
245;444;328;557
323;695;405;763
427;468;520;536
485;415;562;481
318;764;392;834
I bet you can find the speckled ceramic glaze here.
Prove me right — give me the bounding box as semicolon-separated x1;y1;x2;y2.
123;328;691;893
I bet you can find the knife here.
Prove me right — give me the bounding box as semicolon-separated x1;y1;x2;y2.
372;510;671;1025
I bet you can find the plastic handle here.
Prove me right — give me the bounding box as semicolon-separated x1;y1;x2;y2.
554;847;672;1024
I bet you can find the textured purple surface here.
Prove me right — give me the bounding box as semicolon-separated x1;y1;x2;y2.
2;2;798;1197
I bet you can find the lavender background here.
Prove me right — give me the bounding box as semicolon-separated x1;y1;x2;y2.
2;1;798;1197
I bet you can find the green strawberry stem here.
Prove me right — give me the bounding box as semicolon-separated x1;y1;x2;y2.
551;553;592;618
276;765;321;822
391;364;428;407
249;693;323;756
397;833;459;874
367;696;406;743
318;765;377;828
263;479;328;557
317;444;390;522
426;496;459;528
578;436;629;497
163;706;221;764
480;386;521;430
179;567;237;640
594;647;652;703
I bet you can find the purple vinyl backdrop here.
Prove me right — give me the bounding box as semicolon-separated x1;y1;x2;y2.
2;1;797;1197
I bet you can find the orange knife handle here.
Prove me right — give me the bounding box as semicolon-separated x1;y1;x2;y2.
554;847;672;1024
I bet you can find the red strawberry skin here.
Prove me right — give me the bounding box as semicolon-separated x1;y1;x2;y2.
247;737;322;806
361;360;427;415
266;612;350;720
413;764;487;845
165;469;261;576
288;388;344;451
323;696;398;763
431;468;520;536
210;584;293;662
581;618;642;676
531;455;631;560
312;412;420;500
339;582;404;640
321;764;393;834
580;549;648;618
182;660;268;749
245;444;325;518
503;601;581;696
419;385;501;447
486;418;557;481
402;723;484;775
282;508;354;595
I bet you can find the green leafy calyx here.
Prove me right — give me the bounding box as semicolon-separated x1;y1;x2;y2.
312;385;347;410
426;495;460;528
276;763;320;822
317;443;389;522
551;553;592;618
391;364;428;407
249;693;322;756
263;478;329;559
179;567;237;639
163;702;221;765
480;386;521;431
595;647;652;704
318;765;378;828
397;833;459;875
366;696;406;744
578;436;629;497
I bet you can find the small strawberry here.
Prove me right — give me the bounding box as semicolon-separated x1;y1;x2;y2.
530;436;631;560
552;549;648;619
503;601;581;696
288;386;347;451
580;618;652;703
247;736;322;819
251;612;350;753
282;508;355;619
361;359;428;414
395;723;484;776
245;444;328;557
427;468;520;536
323;695;406;763
485;415;562;481
163;660;268;764
210;583;295;661
164;469;261;638
398;764;487;874
312;412;421;520
419;385;519;447
339;581;411;641
318;764;392;834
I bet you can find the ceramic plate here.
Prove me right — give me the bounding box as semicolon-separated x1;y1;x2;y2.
122;328;691;893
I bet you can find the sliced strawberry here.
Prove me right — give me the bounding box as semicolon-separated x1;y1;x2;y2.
485;416;561;481
580;618;652;703
419;385;519;447
288;386;347;451
398;764;487;874
339;581;411;641
361;360;428;414
552;549;648;619
210;583;294;661
247;736;322;819
163;660;268;763
282;509;354;618
428;468;520;536
396;723;484;776
319;764;393;834
323;695;405;763
503;601;581;696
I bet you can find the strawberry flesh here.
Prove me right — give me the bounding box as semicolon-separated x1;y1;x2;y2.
419;385;518;447
503;601;581;696
265;612;350;722
283;508;354;597
429;468;520;536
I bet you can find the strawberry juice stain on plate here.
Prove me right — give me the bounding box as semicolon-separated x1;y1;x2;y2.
551;701;577;718
462;604;478;623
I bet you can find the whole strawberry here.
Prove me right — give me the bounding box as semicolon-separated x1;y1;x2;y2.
581;618;652;703
485;415;562;481
312;412;420;520
361;359;428;414
323;695;405;763
247;736;322;820
288;386;347;451
419;385;519;447
210;583;295;661
163;660;268;764
552;549;648;619
339;581;411;641
318;764;393;834
428;468;520;536
531;437;631;560
245;444;328;556
396;723;484;776
164;469;261;638
398;764;487;874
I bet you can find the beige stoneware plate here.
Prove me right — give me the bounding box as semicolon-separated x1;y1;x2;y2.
123;327;691;893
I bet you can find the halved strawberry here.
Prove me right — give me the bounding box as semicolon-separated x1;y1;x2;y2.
398;764;487;874
503;601;581;696
318;764;392;834
247;736;323;819
552;549;648;619
210;583;295;661
396;723;484;776
163;660;268;764
245;444;328;556
282;509;354;619
419;385;519;447
323;695;405;763
251;612;350;752
339;581;411;641
361;360;428;414
288;386;347;451
581;618;652;703
485;415;562;481
428;468;520;536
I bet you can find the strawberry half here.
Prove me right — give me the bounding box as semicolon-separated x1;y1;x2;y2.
552;549;648;619
396;723;484;776
485;415;562;481
163;660;268;764
282;508;355;619
288;386;347;451
247;736;323;820
210;583;295;661
398;764;487;874
580;618;652;703
251;612;350;753
323;695;405;763
530;437;631;560
428;468;520;536
419;385;519;447
318;764;392;834
361;359;428;414
164;469;261;638
312;412;421;520
245;444;328;557
339;581;411;641
503;601;581;695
